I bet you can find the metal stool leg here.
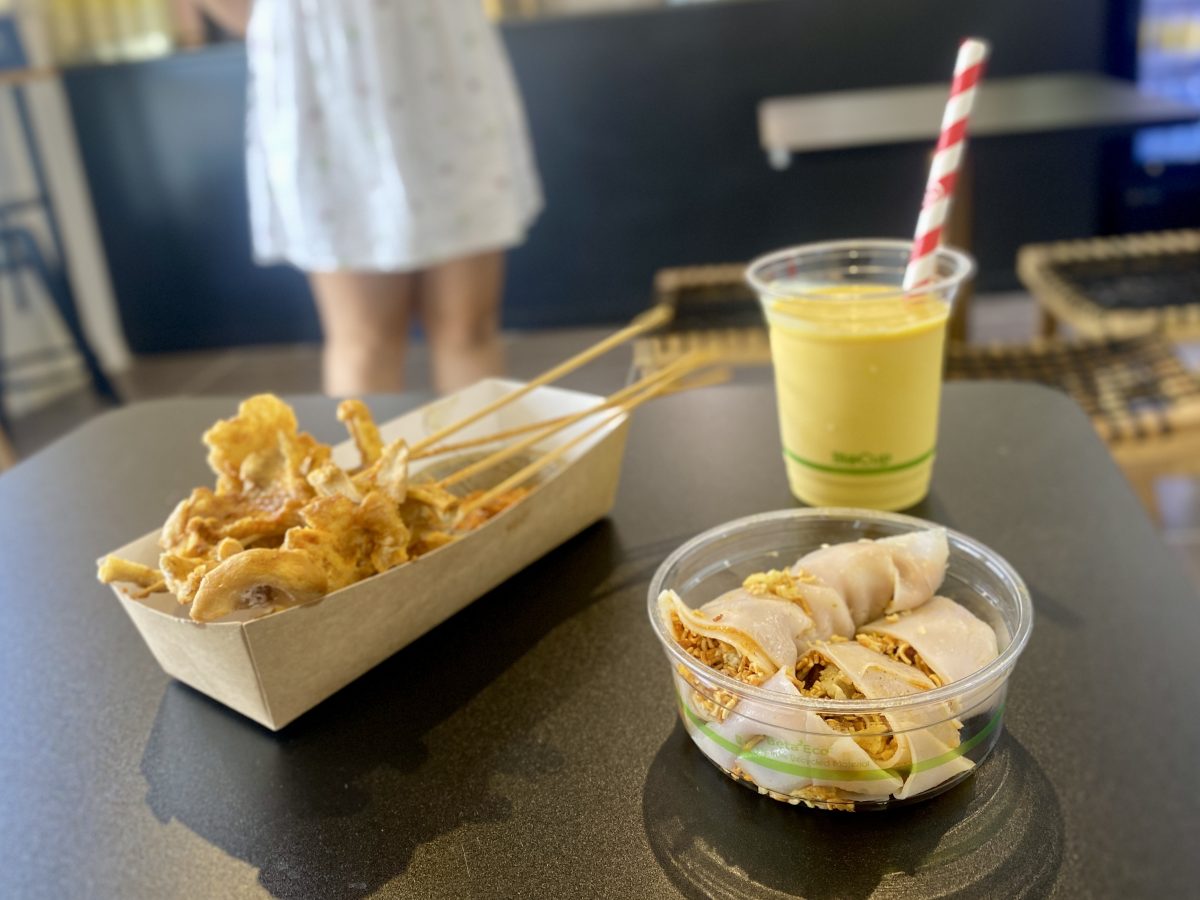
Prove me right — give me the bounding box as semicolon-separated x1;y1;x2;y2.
10;230;120;404
0;233;14;458
9;87;120;405
1039;307;1059;338
0;422;15;471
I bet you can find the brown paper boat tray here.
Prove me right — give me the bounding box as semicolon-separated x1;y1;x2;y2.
103;379;630;730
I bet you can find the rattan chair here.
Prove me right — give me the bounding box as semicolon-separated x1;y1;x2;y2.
1018;229;1200;339
636;263;1200;518
632;265;770;377
945;335;1200;514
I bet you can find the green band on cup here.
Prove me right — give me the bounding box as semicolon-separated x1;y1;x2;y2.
782;446;936;476
676;687;1004;782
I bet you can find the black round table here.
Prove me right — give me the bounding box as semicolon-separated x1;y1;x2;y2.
1;382;1196;898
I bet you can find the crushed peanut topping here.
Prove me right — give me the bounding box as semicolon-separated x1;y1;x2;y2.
795;652;863;701
742;569;814;618
790;566;822;585
668;611;767;687
730;764;760;788
677;665;741;721
820;715;897;761
792;652;900;762
789;785;856;812
856;632;943;685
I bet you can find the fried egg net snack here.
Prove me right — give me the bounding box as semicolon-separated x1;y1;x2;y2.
98;395;528;622
97;314;728;623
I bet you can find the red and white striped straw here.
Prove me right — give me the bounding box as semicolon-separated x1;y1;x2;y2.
902;38;990;292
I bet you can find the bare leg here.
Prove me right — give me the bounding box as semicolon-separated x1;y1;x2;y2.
309;271;415;396
419;250;506;394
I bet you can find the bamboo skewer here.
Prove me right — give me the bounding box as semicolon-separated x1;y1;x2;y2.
409;305;673;455
455;359;701;520
457;409;626;521
413;366;730;462
412;414;578;460
435;353;709;490
669;365;733;393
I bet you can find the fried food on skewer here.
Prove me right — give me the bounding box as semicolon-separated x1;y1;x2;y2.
203;394;330;498
96;556;167;599
98;395;534;622
457;488;531;532
337;399;383;466
353;439;409;502
307;462;363;501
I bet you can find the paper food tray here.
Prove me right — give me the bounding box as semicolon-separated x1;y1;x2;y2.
105;379;630;730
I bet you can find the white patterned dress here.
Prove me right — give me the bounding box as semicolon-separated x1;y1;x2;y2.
245;0;543;272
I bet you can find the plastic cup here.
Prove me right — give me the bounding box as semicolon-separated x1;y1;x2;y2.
746;239;975;510
647;508;1033;811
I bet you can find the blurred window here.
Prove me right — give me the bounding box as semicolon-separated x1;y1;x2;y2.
1136;0;1200;166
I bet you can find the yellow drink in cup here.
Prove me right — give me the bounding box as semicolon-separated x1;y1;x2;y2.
746;240;975;510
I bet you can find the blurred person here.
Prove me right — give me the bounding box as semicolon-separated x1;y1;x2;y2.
191;0;542;395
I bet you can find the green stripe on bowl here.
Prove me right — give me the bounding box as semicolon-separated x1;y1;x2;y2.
677;688;1004;782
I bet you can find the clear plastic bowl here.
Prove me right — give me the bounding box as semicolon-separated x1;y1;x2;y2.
647;508;1033;811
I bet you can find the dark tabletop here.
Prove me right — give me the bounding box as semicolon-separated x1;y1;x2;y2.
1;382;1197;899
